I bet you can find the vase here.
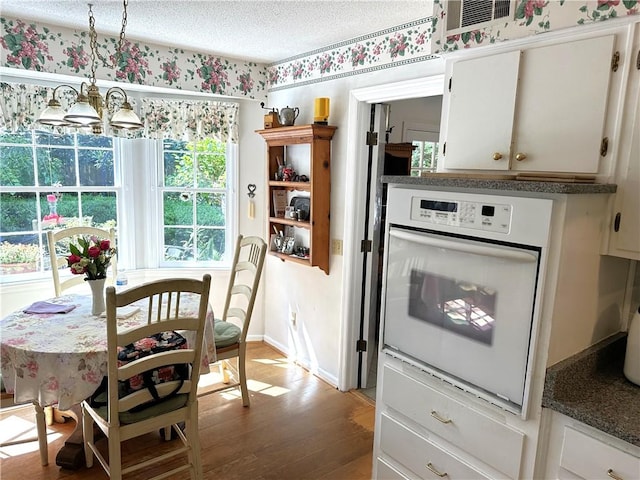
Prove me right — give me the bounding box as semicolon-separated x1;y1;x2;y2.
88;278;106;315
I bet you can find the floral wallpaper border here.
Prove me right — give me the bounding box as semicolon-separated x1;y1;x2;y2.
0;16;268;100
267;18;436;90
430;0;639;53
2;2;639;99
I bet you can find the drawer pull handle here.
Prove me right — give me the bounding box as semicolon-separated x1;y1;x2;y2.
430;410;452;424
426;462;448;477
607;469;623;480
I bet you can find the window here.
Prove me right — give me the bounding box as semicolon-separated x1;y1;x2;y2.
160;138;230;264
404;125;439;176
0;83;239;281
0;130;118;278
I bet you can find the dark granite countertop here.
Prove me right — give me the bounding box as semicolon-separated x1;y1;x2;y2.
542;333;640;447
382;175;617;194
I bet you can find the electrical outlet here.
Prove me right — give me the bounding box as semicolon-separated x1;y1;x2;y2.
332;239;343;256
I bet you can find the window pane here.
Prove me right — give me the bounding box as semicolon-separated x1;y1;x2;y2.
196;192;225;227
81;192;117;226
196;139;226;188
0;145;35;186
0;234;41;276
0;132;32;144
164;227;193;261
164;191;193;226
37;147;76;186
0;192;37;232
78;134;112;148
79;149;114;186
164;150;193;188
197;229;225;261
35;131;74;146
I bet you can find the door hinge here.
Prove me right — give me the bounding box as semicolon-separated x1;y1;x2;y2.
443;141;446;156
448;76;452;92
636;49;640;70
600;137;609;157
361;239;372;253
366;131;378;146
611;51;620;72
356;339;367;352
614;212;621;232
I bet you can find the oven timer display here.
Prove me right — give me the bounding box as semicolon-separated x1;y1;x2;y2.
412;198;511;233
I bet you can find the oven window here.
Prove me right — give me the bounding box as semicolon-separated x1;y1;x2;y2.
408;270;496;345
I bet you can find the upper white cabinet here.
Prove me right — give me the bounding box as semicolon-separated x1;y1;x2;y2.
607;24;640;260
441;34;617;173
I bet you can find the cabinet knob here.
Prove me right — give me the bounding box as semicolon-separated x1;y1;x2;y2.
515;152;527;161
492;152;503;160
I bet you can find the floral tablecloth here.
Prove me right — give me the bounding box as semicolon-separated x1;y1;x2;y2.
0;293;216;411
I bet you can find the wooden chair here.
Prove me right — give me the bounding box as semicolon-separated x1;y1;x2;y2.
209;235;267;407
47;226;117;297
81;274;211;480
0;377;49;466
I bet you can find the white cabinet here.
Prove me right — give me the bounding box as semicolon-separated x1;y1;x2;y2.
374;361;526;480
607;25;640;260
441;34;616;173
540;410;640;480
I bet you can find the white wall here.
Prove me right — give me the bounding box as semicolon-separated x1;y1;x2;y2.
263;60;445;386
386;96;443;143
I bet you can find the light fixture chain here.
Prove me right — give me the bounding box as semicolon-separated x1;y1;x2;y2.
88;3;99;84
113;0;128;73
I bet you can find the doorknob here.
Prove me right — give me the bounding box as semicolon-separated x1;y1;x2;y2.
492;152;503;160
515;152;527;161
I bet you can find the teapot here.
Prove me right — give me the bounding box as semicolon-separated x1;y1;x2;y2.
278;106;300;126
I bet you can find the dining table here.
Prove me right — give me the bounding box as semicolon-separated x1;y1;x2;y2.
0;291;216;469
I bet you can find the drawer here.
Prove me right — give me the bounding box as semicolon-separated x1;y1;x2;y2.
376;457;411;480
381;364;524;479
379;413;491;480
560;427;640;480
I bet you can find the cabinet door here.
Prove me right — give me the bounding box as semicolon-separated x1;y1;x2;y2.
443;50;520;170
514;35;615;173
608;28;640;260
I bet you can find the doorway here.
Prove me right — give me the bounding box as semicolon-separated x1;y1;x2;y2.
338;73;446;397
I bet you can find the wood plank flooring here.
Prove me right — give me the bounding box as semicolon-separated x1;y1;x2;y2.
0;342;375;480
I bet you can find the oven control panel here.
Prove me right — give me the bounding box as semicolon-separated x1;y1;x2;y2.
410;197;512;233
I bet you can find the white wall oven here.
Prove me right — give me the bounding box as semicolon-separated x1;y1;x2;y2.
381;186;553;418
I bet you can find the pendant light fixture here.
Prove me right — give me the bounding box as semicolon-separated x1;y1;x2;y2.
38;0;143;134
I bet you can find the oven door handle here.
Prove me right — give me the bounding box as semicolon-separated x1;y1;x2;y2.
390;229;537;262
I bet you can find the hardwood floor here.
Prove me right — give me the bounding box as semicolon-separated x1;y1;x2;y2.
0;342;375;479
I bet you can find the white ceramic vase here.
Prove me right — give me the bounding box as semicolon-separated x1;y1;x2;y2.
88;278;106;316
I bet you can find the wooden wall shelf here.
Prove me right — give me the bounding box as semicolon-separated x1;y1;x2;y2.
257;124;336;274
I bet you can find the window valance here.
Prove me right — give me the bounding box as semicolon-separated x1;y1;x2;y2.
140;98;238;143
0;83;238;143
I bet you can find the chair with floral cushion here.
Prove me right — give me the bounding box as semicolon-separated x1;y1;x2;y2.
47;226;117;296
206;235;266;407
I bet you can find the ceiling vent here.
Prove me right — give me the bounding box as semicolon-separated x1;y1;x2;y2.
446;0;512;32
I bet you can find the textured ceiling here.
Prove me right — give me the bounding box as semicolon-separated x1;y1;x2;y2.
0;0;431;64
